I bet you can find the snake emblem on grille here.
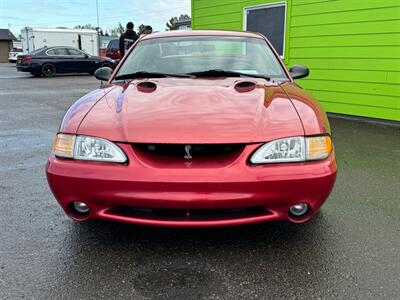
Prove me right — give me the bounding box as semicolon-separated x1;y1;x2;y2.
184;145;192;159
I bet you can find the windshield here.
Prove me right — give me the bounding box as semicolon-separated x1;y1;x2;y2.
116;36;288;80
107;39;119;49
29;47;47;55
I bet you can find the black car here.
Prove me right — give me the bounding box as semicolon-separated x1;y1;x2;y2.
16;46;116;77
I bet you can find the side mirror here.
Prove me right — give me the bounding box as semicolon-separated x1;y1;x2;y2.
289;65;309;80
94;67;113;81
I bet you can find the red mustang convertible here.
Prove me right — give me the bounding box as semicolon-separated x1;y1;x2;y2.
46;30;337;227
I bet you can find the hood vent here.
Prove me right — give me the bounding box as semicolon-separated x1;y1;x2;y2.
234;81;256;93
137;81;157;93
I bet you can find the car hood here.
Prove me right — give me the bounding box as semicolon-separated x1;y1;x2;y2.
77;78;304;144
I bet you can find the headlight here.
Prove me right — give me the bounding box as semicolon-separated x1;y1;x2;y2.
250;136;305;163
53;134;127;163
250;135;332;164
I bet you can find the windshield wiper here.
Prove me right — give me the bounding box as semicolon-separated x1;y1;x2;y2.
187;69;270;81
114;71;192;81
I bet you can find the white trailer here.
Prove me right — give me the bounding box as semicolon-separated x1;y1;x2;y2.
21;27;99;55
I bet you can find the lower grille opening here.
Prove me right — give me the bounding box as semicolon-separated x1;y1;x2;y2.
107;206;270;221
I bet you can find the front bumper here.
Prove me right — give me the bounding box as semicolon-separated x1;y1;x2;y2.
46;143;337;227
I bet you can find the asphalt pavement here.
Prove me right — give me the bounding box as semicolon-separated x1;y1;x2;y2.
0;63;399;299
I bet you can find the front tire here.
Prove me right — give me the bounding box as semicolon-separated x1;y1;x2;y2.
41;63;56;77
100;62;112;69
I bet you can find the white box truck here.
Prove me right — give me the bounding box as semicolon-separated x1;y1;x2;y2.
21;27;99;55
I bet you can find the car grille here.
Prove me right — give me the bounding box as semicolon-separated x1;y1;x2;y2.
107;206;271;221
132;143;245;168
134;143;244;157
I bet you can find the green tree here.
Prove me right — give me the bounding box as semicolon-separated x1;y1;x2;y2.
137;24;146;35
74;24;96;30
166;17;178;31
165;14;190;31
74;24;104;36
109;22;125;36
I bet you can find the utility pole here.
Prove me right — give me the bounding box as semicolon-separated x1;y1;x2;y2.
96;0;101;56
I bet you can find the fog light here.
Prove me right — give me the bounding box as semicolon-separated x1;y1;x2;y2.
72;201;89;214
289;203;309;217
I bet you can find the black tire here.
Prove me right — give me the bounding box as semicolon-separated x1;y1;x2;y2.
100;62;112;69
41;63;56;77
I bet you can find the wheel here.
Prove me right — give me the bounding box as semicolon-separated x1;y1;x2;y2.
100;62;112;69
41;63;56;77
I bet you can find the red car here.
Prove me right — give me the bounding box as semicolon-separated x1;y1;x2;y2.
105;39;121;60
46;30;337;227
99;47;107;57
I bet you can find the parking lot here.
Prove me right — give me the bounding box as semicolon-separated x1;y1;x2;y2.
0;63;399;299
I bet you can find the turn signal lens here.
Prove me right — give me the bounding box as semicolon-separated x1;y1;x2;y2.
53;134;75;158
52;134;127;163
306;136;332;160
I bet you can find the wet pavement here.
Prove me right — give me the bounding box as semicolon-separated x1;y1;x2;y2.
0;63;399;299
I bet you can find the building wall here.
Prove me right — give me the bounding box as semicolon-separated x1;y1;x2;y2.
192;0;400;121
0;41;12;63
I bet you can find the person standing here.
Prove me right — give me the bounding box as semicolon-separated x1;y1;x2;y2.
119;22;139;57
143;25;153;35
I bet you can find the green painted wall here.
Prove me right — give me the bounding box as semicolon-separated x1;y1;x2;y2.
191;0;400;121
